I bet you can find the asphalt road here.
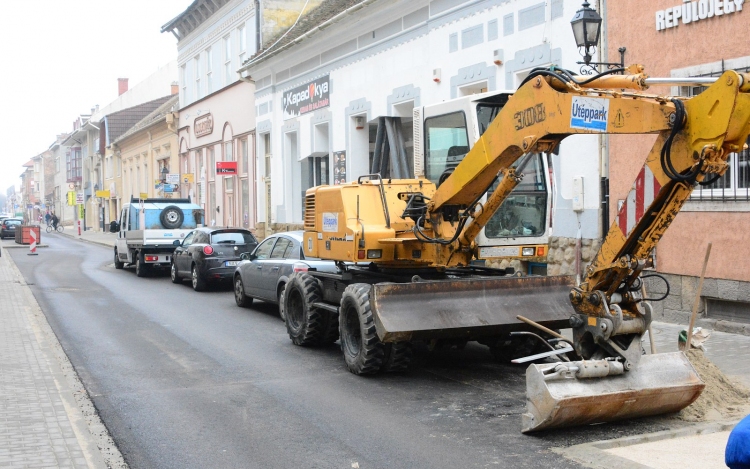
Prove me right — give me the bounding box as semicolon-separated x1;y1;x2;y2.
8;234;677;469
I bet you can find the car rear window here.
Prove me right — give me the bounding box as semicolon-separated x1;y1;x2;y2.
211;231;255;244
5;220;21;226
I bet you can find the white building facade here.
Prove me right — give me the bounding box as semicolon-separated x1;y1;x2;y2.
240;0;605;271
162;0;259;230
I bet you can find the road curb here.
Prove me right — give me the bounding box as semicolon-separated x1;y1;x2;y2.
553;420;736;469
3;248;127;469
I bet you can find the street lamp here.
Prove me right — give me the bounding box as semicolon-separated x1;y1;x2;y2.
571;1;625;75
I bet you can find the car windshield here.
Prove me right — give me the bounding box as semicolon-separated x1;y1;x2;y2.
211;231;255;244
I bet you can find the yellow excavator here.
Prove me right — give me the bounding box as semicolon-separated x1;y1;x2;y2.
281;64;750;432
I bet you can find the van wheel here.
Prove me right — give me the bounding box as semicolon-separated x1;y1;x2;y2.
114;249;124;270
135;253;148;277
339;283;385;375
284;273;327;346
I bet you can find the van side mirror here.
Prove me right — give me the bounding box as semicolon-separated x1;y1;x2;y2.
173;240;181;246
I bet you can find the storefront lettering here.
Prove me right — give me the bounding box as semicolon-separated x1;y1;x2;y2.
656;0;743;31
194;114;214;137
282;75;330;120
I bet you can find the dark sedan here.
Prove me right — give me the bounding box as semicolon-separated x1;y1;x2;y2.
171;227;258;291
233;231;337;318
0;218;22;239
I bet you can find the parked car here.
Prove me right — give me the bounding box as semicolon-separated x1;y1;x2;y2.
0;218;22;239
170;227;258;291
233;231;338;318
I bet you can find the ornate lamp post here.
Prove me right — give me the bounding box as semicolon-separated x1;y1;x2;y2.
571;1;625;75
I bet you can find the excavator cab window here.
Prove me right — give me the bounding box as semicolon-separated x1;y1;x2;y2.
424;111;469;184
484;154;548;239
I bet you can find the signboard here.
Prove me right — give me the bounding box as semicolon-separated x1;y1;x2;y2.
216;161;238;175
166;173;180;184
333;151;346;185
194;114;214;137
282;75;330;120
76;191;84;204
67;191;75;206
182;173;195;184
139;192;149;199
79;204;84;219
95;190;110;198
570;97;609;132
163;184;176;193
656;1;744;31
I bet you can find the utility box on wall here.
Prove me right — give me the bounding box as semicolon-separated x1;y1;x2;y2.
572;176;584;212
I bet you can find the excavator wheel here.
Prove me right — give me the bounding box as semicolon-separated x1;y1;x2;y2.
380;342;413;373
339;283;385;375
283;272;328;346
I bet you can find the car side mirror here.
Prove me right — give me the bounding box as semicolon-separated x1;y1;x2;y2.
173;240;181;246
240;252;254;261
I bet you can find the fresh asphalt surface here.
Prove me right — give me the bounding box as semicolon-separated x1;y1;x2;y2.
8;234;677;469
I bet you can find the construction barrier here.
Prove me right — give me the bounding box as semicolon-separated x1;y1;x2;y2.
15;226;41;246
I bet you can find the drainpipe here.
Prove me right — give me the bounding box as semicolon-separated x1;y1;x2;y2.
598;0;610;241
255;0;261;50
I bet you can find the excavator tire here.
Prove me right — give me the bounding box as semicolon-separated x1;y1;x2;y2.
320;307;340;345
339;283;385;375
284;272;327;346
380;342;413;373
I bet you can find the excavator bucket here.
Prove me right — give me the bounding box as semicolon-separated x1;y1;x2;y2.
522;352;704;433
370;275;576;342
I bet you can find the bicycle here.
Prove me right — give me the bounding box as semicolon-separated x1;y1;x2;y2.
46;224;64;233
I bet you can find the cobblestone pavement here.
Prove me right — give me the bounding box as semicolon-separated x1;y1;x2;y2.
0;247;108;469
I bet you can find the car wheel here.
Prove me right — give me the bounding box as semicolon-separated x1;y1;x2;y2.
191;264;206;292
114;248;124;270
135;253;149;278
339;283;385;375
234;275;253;307
283;272;329;346
278;284;286;321
170;261;181;284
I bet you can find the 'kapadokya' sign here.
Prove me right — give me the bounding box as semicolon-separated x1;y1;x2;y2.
282;75;330;120
656;0;743;31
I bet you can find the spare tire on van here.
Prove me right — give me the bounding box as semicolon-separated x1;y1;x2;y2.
160;205;184;229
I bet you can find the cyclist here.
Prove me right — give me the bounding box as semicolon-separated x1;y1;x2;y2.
51;213;59;231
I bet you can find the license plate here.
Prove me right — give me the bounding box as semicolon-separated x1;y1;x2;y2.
225;261;239;267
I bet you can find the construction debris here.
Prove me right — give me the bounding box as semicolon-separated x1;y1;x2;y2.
677;349;750;422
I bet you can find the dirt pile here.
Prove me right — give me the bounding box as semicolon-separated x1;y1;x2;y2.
678;349;750;421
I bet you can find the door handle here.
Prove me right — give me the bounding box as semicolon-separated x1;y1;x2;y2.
271;267;279;270
256;266;262;269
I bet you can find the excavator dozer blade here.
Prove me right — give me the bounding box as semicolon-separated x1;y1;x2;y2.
370;275;576;342
522;352;704;433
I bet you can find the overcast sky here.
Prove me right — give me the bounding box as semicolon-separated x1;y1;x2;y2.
0;0;191;195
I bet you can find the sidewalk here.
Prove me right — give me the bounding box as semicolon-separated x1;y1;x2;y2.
0;245;122;468
56;228;115;249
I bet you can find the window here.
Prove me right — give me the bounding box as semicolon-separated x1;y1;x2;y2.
182;231;195;246
685;64;750;202
424;111;469;183
254;238;276;259
263;133;271;179
180;64;186;101
211;231;255;244
238;24;247;65
194;56;201;100
241;179;249;227
240;138;248;174
208;147;216;180
270;237;291;258
224;36;232;86
206;48;213;94
66;148;82;182
224;141;233;161
484;154;548;238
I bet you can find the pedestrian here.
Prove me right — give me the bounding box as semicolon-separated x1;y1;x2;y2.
726;414;750;468
44;212;51;227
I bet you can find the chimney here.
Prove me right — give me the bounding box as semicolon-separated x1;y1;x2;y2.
171;81;179;95
118;78;129;96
